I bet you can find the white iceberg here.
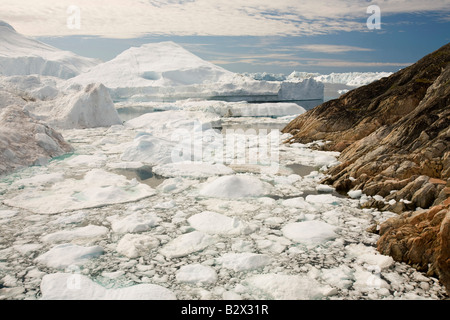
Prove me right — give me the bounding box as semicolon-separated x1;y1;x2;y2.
67;41;323;102
0;21;99;79
25;83;122;129
313;72;393;87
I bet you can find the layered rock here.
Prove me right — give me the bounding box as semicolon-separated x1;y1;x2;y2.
283;43;450;211
282;43;450;294
377;205;450;295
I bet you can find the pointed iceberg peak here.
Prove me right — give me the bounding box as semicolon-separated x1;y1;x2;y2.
0;21;100;79
0;20;16;32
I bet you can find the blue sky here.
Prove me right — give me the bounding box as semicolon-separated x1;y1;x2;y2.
2;0;449;75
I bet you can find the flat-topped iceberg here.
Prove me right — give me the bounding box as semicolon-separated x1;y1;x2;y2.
67;41;323;102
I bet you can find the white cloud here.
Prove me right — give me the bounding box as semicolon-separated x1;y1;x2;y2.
208;52;412;69
295;44;374;53
0;0;449;38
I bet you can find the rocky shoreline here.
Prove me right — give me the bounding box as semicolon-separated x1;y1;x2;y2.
282;43;450;294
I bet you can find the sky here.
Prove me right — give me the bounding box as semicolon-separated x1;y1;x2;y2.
1;0;449;75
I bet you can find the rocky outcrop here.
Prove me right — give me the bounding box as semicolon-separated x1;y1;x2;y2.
283;43;450;212
0;106;73;176
282;43;450;294
377;205;450;295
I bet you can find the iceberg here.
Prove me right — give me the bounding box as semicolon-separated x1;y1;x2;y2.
0;106;73;175
0;21;99;79
25;83;122;129
67;41;324;102
313;72;393;87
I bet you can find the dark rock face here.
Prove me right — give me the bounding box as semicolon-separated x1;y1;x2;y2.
283;43;450;212
282;43;450;294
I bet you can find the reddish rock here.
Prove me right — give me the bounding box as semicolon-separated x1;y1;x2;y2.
377;205;450;295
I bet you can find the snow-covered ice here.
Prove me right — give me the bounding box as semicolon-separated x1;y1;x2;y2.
313;72;393;87
116;234;160;259
25;83;122;129
175;264;218;285
198;175;273;198
109;212;160;234
160;231;216;259
35;243;104;269
282;221;338;246
244;274;333;300
216;253;271;272
153;162;234;179
40;273;176;300
188;211;255;236
4;169;156;214
41;225;109;243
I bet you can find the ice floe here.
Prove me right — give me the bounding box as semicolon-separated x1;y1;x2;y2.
35;243;104;269
187;211;255;235
244;274;334;300
108;212;160;234
41;225;109;243
198;175;273;198
282;220;338;246
4;169;156;214
216;253;271;272
160;231;216;259
116;234;160;259
175;264;218;285
153;161;234;179
40;273;176;300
